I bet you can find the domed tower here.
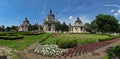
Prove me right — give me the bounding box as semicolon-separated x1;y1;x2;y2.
43;10;57;32
45;10;55;21
74;17;82;26
19;17;30;31
23;17;30;27
69;17;85;33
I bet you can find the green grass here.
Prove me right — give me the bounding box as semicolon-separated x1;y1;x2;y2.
0;33;50;50
103;54;109;59
43;33;111;45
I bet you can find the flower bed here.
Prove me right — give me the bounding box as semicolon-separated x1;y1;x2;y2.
61;38;120;58
34;45;64;57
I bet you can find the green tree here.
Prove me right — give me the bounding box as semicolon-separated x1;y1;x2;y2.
61;22;69;32
11;26;18;32
95;14;118;33
0;25;5;32
84;23;92;32
91;20;98;33
5;26;11;31
55;21;62;32
116;24;120;33
28;24;39;31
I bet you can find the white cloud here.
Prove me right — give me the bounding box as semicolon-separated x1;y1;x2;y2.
104;4;120;8
114;9;120;16
114;13;119;16
118;9;120;14
111;10;115;13
68;16;73;20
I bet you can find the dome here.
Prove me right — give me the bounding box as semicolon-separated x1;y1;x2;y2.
47;10;55;18
75;17;82;24
24;17;29;22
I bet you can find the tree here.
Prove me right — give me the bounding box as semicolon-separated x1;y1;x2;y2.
11;26;18;32
0;25;5;32
95;14;118;33
28;24;39;31
5;26;11;31
116;24;120;33
91;20;98;32
55;21;62;32
84;23;92;32
61;22;69;32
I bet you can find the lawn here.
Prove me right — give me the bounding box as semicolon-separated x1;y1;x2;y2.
42;33;111;45
0;33;50;50
0;33;115;50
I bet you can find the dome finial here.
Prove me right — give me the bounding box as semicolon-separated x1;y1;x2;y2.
25;17;27;20
50;10;52;13
77;17;79;20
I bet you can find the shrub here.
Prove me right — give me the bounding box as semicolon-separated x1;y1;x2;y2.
34;45;64;57
108;45;120;58
57;39;78;49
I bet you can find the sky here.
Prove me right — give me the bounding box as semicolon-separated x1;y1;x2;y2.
0;0;120;26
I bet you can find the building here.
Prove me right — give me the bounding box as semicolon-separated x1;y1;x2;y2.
19;17;30;31
18;10;86;33
69;17;85;33
43;10;57;32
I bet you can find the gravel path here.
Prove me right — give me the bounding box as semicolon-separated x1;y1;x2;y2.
19;38;120;59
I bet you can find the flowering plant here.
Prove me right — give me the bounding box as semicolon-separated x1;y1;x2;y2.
34;44;64;57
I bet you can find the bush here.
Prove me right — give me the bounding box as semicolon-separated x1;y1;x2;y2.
57;39;78;49
0;34;24;40
108;45;120;58
98;35;120;42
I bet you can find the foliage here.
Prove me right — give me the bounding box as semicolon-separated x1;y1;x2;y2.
95;14;118;33
34;45;64;57
61;22;69;32
28;23;39;31
42;33;111;45
61;38;120;57
98;35;120;42
0;25;5;32
84;23;92;32
57;39;78;48
55;21;62;32
91;20;98;33
108;45;120;58
0;32;23;40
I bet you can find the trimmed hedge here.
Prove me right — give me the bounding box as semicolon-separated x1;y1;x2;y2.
0;35;23;40
98;35;120;42
56;39;78;49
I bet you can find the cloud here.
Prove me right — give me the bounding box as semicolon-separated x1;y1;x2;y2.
104;4;120;8
114;9;120;16
68;16;73;20
111;10;115;13
118;9;120;13
114;13;119;16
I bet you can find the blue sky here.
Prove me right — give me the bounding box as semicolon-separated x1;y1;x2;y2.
0;0;120;26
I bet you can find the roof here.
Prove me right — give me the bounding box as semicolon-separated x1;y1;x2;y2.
75;17;82;24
